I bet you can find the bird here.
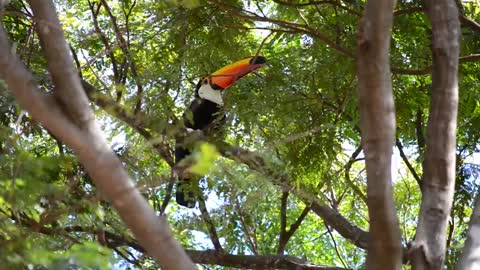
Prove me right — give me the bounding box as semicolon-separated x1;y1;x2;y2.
175;55;267;208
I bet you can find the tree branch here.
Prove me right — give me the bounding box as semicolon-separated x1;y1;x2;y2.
198;193;224;253
208;0;355;58
214;0;480;78
14;217;343;270
28;0;93;128
395;140;422;189
99;0;144;115
357;0;402;268
234;196;259;255
411;0;460;268
344;145;367;204
272;0;361;16
278;191;289;255
187;249;346;270
87;0;120;84
415;107;426;151
1;2;194;268
223;145;370;249
456;192;480;269
277;192;311;255
81;79;174;166
325;224;348;269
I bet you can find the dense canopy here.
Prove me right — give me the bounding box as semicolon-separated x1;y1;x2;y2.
0;0;479;269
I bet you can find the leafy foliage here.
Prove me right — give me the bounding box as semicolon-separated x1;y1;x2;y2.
0;0;479;269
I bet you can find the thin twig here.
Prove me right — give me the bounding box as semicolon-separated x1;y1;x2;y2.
325;224;348;269
198;193;224;253
396;139;422;189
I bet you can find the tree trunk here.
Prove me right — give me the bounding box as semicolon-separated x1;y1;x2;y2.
456;193;480;270
357;0;402;269
410;0;460;269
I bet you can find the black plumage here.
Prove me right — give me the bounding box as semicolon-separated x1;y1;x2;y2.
174;56;266;208
174;82;225;208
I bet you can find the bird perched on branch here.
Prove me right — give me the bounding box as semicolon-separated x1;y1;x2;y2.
175;56;267;208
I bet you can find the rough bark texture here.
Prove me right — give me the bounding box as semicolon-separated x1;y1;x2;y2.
0;2;195;269
357;0;402;269
410;1;460;269
187;250;346;270
456;194;480;270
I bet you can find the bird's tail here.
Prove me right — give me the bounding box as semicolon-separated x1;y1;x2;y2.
175;178;196;208
175;145;197;208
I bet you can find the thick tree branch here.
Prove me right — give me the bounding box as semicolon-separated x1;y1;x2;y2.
278;191;289;254
357;0;402;268
415;108;426;151
187;249;345;270
410;0;460;268
460;54;480;63
459;15;480;33
28;0;92;128
272;0;361;16
13;216;344;270
277;192;311;255
1;2;194;268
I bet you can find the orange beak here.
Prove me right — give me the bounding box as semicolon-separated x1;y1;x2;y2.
209;56;266;90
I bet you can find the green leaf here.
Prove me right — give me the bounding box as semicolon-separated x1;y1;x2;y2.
189;143;220;175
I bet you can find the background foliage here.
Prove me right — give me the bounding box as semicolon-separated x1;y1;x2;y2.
0;0;479;269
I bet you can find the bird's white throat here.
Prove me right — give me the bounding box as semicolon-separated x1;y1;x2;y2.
198;84;224;106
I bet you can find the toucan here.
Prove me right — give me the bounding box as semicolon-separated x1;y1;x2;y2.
175;56;267;208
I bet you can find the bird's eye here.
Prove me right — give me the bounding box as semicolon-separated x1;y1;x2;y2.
203;78;209;84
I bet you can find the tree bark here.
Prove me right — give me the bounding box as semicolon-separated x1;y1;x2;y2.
410;1;460;269
0;1;195;269
357;0;402;269
456;193;480;270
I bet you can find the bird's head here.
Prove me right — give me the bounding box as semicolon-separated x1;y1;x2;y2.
196;55;267;105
